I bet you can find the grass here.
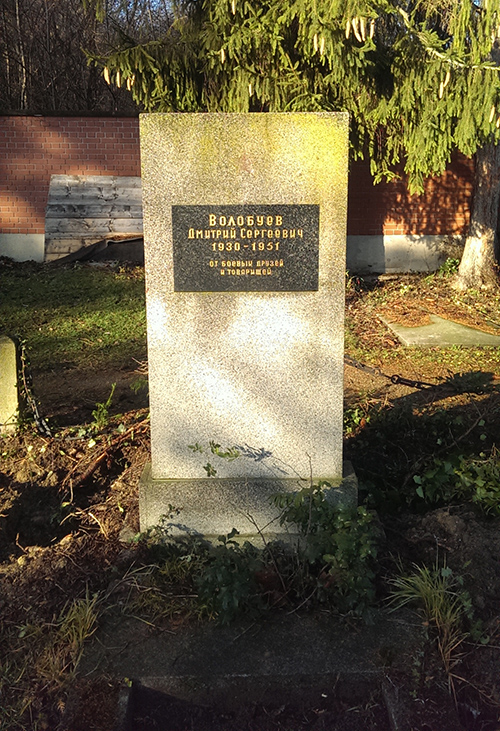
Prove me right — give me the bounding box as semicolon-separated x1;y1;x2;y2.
388;561;473;677
0;593;99;731
0;262;146;372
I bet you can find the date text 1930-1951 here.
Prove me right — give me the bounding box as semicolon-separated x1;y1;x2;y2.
172;204;319;292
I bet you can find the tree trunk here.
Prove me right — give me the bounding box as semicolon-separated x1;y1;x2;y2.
14;0;27;110
456;141;500;290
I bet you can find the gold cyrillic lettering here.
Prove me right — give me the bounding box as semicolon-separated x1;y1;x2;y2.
276;215;282;225
257;216;264;225
219;215;227;226
275;229;280;238
240;229;246;238
188;228;195;239
267;230;273;238
237;215;244;226
298;229;303;238
223;230;229;239
196;230;203;239
246;215;254;226
209;214;216;226
230;229;236;239
279;259;284;267
266;216;273;226
282;229;288;239
228;216;236;226
290;229;296;238
204;230;211;239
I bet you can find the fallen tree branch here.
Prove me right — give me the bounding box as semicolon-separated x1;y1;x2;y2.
62;417;149;490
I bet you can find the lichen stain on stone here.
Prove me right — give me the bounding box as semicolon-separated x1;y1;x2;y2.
141;113;348;208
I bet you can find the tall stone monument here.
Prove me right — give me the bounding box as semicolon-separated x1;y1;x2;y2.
139;113;352;540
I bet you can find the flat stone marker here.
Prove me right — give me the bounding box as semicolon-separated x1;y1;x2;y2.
139;113;352;540
381;314;500;347
0;335;18;434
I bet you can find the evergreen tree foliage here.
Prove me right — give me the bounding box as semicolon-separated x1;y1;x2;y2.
88;1;500;190
87;0;500;284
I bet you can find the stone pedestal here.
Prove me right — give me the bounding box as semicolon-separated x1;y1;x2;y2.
139;113;351;539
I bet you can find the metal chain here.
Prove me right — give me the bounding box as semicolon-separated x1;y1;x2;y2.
13;343;432;438
344;354;435;391
18;340;52;437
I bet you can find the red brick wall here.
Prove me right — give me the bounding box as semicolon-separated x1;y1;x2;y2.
347;154;474;237
0;116;140;234
0;115;474;237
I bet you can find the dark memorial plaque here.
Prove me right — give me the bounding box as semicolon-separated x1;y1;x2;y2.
172;204;319;292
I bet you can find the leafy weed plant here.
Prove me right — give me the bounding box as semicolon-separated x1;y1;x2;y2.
91;383;116;431
344;404;371;435
195;529;265;624
436;257;460;277
184;443;381;618
413;447;500;515
274;484;380;616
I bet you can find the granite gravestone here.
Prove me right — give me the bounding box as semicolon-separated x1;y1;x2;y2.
139;113;353;541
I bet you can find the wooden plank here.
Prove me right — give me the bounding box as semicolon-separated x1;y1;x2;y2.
45;238;91;256
44;175;144;260
48;175;142;189
46;204;143;219
46;190;143;203
47;178;142;204
45;218;143;235
47;183;141;195
46;192;142;206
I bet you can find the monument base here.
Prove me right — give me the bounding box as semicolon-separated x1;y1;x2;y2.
139;462;357;544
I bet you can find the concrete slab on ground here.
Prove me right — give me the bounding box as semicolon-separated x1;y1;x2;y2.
80;609;423;708
380;314;500;347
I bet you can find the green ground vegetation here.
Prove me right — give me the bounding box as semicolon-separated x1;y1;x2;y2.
0;262;146;372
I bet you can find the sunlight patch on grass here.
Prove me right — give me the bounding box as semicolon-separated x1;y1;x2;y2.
0;264;146;371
